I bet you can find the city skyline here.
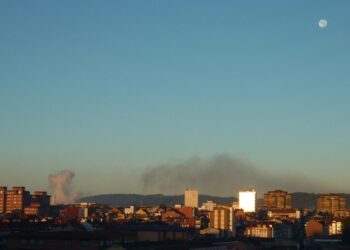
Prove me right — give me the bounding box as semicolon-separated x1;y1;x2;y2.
1;1;350;195
1;186;349;248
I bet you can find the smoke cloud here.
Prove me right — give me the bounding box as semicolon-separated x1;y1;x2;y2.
141;154;329;196
49;170;80;204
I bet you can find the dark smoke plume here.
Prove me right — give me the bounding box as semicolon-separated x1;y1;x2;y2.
49;170;80;204
141;154;327;196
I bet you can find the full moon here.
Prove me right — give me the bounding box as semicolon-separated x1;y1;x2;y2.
318;19;328;28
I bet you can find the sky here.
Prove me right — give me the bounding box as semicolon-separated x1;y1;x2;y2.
0;1;349;196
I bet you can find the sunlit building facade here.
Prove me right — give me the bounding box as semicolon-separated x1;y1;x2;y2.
184;189;199;208
209;205;235;237
264;190;292;209
5;187;30;213
0;187;50;215
329;220;343;235
239;189;256;212
245;224;274;238
317;194;347;215
201;200;216;211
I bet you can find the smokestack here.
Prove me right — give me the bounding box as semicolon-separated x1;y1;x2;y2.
48;170;79;204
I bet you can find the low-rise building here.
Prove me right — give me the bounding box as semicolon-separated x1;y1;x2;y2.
124;206;135;215
328;220;343;236
162;208;195;228
267;208;300;220
244;223;274;238
305;219;324;239
200;201;217;211
135;208;150;221
6;231;117;250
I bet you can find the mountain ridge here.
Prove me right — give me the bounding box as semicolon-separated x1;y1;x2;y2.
79;192;350;209
79;193;237;207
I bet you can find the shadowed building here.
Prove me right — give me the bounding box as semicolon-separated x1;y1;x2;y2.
0;187;6;213
162;208;195;228
264;190;292;209
305;219;324;238
24;191;51;216
6;231;118;250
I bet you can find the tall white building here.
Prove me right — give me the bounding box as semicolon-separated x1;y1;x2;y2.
184;189;199;208
239;189;256;212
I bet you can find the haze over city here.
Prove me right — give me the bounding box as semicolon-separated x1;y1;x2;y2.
1;1;349;197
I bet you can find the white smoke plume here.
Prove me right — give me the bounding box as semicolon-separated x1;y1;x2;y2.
49;170;80;204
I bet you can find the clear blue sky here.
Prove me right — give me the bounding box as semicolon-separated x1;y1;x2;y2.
1;1;349;195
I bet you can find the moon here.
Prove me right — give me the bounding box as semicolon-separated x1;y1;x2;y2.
318;19;328;29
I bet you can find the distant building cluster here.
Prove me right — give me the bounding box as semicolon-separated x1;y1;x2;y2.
0;186;350;249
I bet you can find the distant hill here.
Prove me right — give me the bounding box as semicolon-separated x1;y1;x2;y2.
79;194;237;207
79;192;350;209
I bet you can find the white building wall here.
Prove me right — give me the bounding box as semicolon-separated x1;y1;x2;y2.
239;189;256;212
